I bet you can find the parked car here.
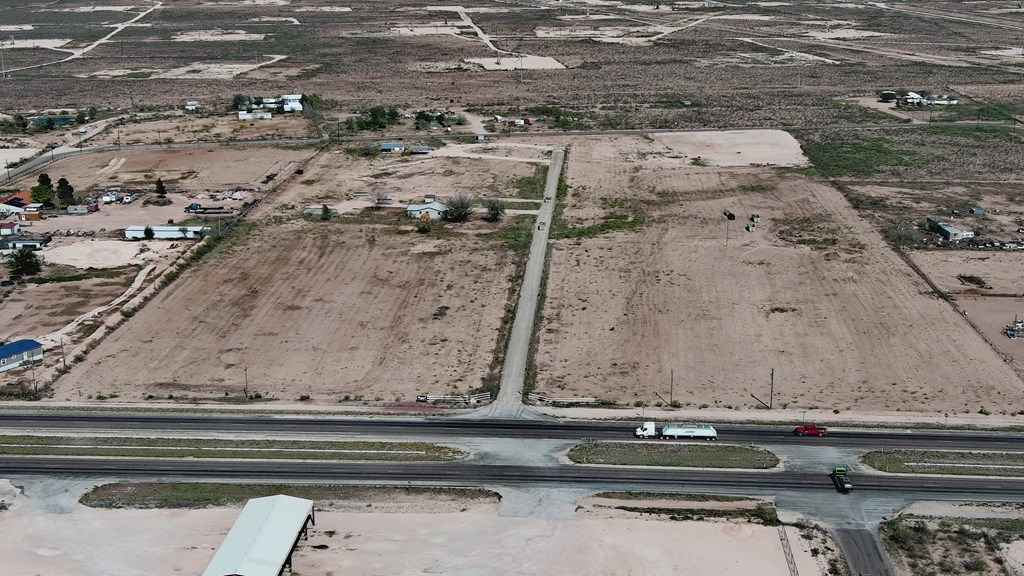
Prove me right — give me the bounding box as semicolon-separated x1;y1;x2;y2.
831;466;853;493
794;424;828;436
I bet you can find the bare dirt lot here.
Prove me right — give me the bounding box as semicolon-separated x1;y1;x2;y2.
0;481;832;576
535;134;1023;414
86;113;316;147
12;146;315;196
40;130;1024;414
54;141;555;403
907;249;1024;367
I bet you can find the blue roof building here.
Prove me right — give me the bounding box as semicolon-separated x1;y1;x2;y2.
0;339;44;373
380;142;405;153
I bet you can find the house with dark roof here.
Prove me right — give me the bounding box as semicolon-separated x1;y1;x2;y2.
0;339;43;373
0;222;19;236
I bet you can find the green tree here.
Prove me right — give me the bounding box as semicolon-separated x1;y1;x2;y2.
444;194;475;223
55;178;75;207
482;198;506;223
143;226;155;240
37;174;52;189
13;115;28;132
155;178;167;196
75;111;87;124
30;184;54;205
231;94;250;111
88;106;98;120
5;248;42;276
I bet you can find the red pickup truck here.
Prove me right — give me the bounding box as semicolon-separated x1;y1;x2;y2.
794;424;828;436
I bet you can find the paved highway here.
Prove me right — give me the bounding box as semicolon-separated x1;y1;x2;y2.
3;412;1022;451
2;456;1023;498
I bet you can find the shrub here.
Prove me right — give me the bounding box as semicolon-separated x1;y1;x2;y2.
482;198;507;222
444;194;475;223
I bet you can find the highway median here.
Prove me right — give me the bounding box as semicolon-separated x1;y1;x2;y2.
0;435;466;462
568;441;779;469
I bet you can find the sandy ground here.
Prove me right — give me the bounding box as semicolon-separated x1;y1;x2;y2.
86;114;314;147
0;148;41;165
911;250;1024;371
42;239;179;269
467;55;566;70
38;131;1024;414
0;483;830;576
651;130;809;167
8;146;314;198
535;134;1023;413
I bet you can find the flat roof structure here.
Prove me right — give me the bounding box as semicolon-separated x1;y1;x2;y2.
202;495;315;576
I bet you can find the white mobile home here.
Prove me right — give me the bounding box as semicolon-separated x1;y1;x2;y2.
0;339;44;373
125;225;210;240
406;201;448;220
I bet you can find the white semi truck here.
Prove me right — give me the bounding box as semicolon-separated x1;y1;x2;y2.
634;422;718;441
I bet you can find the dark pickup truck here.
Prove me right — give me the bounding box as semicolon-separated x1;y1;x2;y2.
831;466;853;493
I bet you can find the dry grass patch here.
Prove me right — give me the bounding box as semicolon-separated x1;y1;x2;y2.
0;435;465;462
568;441;779;468
865;450;1024;477
881;517;1022;576
80;482;499;509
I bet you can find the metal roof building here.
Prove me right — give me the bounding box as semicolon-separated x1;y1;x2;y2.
203;495;315;576
407;201;448;220
0;339;44;373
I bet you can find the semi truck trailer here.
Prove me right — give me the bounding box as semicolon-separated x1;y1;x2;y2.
634;422;718;441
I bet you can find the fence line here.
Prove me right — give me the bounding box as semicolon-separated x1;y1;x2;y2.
778;527;800;576
418;393;491;404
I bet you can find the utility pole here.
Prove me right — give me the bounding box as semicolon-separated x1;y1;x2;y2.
243;365;249;398
60;338;67;369
669;369;674;406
